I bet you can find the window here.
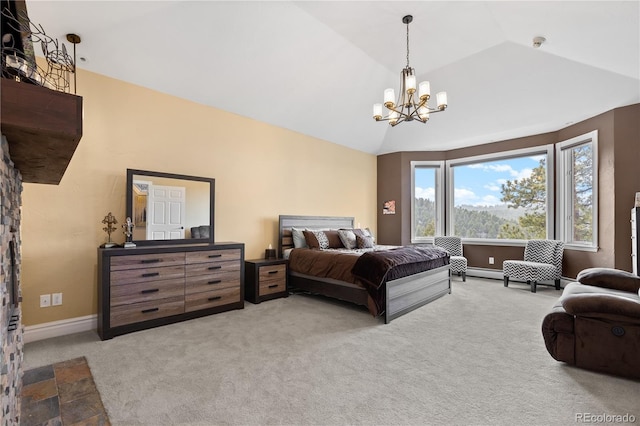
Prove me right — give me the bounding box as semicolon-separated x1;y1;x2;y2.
556;131;598;250
446;146;554;243
411;161;444;242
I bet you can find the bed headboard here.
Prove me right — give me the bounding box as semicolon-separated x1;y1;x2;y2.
278;215;354;258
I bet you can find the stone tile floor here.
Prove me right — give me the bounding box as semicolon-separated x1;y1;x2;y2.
21;357;110;426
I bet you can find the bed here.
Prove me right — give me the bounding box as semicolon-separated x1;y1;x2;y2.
278;215;451;323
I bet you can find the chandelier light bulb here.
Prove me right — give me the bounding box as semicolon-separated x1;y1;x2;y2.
405;75;416;94
373;103;383;120
418;106;429;121
389;110;399;125
419;81;430;100
384;88;396;108
436;92;448;110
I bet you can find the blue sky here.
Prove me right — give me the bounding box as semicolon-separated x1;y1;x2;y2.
415;155;545;207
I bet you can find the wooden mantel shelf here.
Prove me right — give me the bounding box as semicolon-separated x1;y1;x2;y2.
1;78;83;184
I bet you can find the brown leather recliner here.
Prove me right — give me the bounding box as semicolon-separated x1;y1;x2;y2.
542;268;640;380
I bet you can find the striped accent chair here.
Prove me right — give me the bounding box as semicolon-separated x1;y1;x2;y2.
503;239;564;293
434;236;467;281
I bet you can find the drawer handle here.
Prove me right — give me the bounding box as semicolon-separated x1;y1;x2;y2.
207;296;222;301
268;284;279;289
208;266;222;270
142;272;160;278
207;280;222;285
141;259;161;264
141;308;159;314
268;270;279;275
141;289;159;294
208;254;222;258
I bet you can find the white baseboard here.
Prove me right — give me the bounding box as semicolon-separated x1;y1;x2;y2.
467;267;504;280
24;314;97;344
466;267;573;286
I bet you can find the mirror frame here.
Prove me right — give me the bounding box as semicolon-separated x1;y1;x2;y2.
126;169;215;246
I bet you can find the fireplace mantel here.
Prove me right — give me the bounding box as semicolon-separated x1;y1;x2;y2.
0;78;83;185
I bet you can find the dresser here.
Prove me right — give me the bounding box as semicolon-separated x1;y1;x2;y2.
98;242;244;339
244;258;288;303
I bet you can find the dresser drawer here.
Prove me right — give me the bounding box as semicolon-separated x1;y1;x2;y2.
110;253;185;271
186;260;240;277
110;278;185;306
111;265;185;286
258;264;286;296
110;296;185;327
186;249;241;264
185;286;241;312
185;270;241;295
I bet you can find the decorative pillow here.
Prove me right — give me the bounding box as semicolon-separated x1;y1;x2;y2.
338;229;357;250
323;230;345;249
365;227;376;244
291;228;308;248
576;268;640;293
303;230;330;250
356;234;374;249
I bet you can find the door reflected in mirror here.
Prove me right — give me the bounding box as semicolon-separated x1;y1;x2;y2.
126;169;215;246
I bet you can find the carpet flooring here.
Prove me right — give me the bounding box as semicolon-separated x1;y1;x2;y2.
23;277;640;425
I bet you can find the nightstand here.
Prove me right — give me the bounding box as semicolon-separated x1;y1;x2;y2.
244;258;288;303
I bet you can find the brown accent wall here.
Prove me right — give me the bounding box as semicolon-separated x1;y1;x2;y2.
377;103;640;279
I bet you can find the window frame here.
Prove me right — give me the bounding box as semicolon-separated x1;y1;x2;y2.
555;130;598;252
410;160;445;243
445;145;555;246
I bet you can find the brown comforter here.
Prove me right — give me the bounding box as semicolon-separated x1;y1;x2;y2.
288;246;450;316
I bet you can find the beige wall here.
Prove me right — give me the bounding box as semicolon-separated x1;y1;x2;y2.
20;69;377;326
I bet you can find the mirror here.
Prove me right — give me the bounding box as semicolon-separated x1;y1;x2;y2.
126;169;215;246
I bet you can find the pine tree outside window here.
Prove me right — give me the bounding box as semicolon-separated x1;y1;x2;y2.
411;161;444;242
446;146;554;243
556;131;598;250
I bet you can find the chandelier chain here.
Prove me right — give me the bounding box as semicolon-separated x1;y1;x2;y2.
406;20;410;68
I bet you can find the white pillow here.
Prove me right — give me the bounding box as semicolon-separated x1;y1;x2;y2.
291;227;308;248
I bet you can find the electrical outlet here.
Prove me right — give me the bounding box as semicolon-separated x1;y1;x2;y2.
488;257;495;265
52;293;63;306
40;294;51;308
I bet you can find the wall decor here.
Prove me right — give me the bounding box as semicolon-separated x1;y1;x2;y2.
383;200;396;215
101;212;118;248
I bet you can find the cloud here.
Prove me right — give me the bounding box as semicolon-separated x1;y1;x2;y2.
454;188;477;203
484;184;501;192
481;195;501;205
465;163;534;179
415;186;435;200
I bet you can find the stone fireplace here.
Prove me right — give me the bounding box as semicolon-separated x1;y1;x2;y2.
0;134;23;424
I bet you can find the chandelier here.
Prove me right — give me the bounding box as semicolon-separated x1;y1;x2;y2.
373;15;448;126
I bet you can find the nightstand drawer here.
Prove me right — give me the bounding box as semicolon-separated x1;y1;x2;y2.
245;259;288;304
259;279;286;296
258;264;286;296
258;264;286;282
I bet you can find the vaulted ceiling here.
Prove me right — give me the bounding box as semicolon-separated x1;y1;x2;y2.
25;1;640;155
